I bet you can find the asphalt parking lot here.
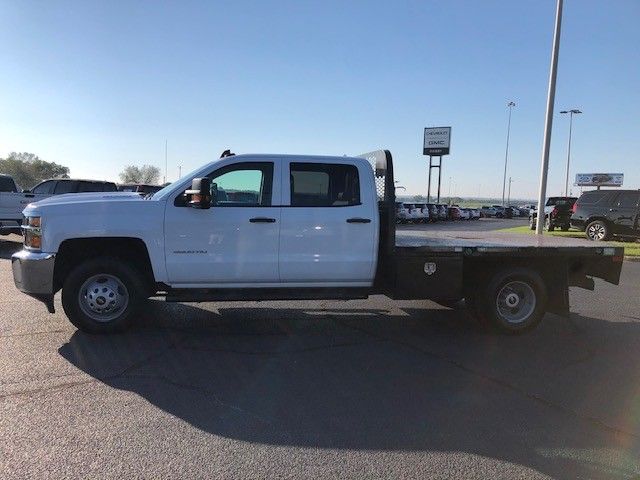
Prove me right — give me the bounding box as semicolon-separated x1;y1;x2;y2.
1;222;639;479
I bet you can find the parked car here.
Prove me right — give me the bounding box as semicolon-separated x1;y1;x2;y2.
424;203;439;222
480;206;497;218
413;203;430;223
469;208;481;220
530;196;577;231
436;204;448;220
405;203;426;223
118;184;163;195
447;205;462;220
27;178;118;195
395;202;412;224
571;189;640;241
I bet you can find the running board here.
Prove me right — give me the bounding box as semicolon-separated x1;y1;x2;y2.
164;287;370;303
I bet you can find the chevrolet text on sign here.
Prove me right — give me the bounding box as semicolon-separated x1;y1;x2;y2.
423;127;451;156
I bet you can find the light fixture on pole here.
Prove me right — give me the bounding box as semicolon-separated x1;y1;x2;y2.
502;101;516;206
559;109;582;196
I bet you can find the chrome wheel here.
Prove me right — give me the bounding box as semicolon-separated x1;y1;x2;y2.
587;222;606;241
78;274;129;322
496;281;536;325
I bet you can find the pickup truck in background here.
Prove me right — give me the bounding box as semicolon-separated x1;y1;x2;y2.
11;150;624;335
529;196;578;231
0;174;47;235
1;177;119;235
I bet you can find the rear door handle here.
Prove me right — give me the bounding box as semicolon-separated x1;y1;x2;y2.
249;217;276;223
24;194;34;198
346;218;371;223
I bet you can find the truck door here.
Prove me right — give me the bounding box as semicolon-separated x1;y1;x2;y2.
279;159;378;284
164;161;281;285
610;191;640;235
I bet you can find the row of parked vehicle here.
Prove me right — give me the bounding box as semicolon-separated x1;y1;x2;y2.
395;202;532;224
395;202;481;223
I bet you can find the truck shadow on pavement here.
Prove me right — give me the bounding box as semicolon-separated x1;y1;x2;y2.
58;300;640;479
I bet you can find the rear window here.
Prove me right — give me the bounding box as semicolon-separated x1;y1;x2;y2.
290;163;360;207
0;176;17;192
546;197;577;206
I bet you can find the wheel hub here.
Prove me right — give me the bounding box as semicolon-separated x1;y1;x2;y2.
505;292;520;307
496;281;536;325
79;274;129;322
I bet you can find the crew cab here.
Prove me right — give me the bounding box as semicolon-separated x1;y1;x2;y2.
12;150;624;335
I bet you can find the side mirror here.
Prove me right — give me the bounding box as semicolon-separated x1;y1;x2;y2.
186;177;212;209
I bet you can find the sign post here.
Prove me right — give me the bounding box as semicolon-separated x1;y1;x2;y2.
423;127;451;203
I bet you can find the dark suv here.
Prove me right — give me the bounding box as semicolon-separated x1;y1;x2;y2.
571;190;640;241
27;179;118;195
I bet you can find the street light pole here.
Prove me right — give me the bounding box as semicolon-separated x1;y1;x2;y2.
560;109;582;196
502;101;516;206
536;0;564;235
507;177;513;205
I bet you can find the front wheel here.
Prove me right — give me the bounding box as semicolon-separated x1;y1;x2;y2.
475;268;548;334
585;220;610;241
62;257;147;333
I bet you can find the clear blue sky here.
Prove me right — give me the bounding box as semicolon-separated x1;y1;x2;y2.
0;0;638;198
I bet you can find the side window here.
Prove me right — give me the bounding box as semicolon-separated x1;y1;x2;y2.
32;180;56;194
210;163;273;206
54;180;79;194
616;192;640;208
0;176;17;192
78;181;101;192
290;163;360;207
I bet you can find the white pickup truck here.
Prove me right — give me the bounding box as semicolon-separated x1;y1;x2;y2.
0;174;47;235
11;150;624;334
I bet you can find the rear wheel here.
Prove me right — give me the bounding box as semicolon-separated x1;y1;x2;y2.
529;217;536;230
561;224;570;232
585;220;610;241
475;268;547;334
545;217;554;232
62;257;147;333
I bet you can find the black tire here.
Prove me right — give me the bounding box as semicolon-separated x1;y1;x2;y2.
544;216;554;232
529;217;536;230
561;224;570;232
585;220;610;241
62;257;147;333
475;268;548;334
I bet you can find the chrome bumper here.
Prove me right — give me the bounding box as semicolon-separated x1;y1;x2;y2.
12;250;56;295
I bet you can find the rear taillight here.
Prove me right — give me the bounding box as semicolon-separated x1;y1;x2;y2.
551;207;558;217
572;202;578;213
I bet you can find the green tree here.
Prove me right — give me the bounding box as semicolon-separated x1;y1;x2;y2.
0;152;69;189
119;164;161;184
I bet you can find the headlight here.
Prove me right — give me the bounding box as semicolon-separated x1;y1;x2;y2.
23;216;42;251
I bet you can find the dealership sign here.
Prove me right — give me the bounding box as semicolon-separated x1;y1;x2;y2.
423;127;451;156
575;173;624;187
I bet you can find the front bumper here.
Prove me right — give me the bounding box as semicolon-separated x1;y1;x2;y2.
11;250;56;313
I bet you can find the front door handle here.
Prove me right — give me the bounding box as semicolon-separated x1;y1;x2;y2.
249;217;276;223
24;194;34;198
609;208;617;212
346;218;371;223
